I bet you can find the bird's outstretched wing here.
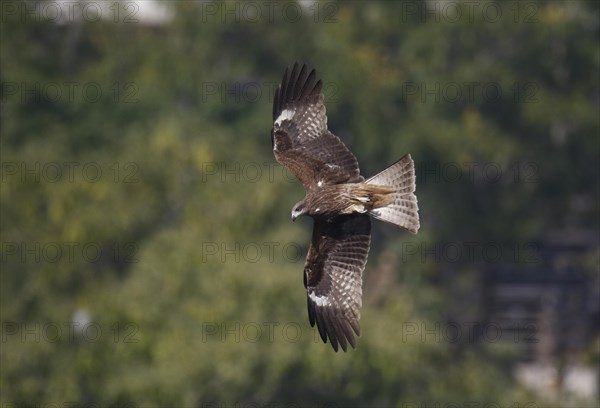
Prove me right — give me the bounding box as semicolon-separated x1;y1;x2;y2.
304;214;371;351
272;62;363;190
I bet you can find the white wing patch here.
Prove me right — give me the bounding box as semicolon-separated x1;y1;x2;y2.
309;290;330;307
275;109;294;126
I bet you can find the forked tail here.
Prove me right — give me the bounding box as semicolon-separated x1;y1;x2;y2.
365;154;420;233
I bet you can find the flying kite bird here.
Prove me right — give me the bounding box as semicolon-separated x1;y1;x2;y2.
271;62;420;351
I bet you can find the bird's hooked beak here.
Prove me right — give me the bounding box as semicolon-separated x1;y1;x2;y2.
291;201;305;222
291;209;300;222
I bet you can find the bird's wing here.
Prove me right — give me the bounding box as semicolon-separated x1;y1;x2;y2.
271;62;363;191
304;214;371;351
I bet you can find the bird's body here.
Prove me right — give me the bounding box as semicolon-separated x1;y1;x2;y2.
299;182;395;218
271;63;420;351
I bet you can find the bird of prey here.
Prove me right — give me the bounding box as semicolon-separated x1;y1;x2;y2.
271;62;420;351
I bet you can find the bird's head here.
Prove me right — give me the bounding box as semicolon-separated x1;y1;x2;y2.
291;200;307;222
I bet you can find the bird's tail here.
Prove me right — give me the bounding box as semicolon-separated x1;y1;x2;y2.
365;154;420;234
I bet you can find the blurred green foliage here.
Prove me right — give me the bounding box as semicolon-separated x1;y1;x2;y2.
1;0;598;406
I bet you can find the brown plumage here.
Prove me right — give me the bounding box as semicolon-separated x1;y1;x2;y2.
294;183;395;218
271;62;420;351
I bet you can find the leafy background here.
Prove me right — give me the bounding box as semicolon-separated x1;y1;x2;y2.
1;0;598;406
